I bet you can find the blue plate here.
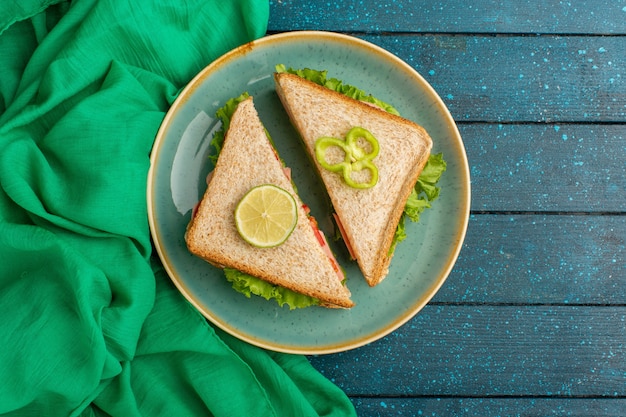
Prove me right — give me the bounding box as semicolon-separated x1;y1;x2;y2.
148;31;470;354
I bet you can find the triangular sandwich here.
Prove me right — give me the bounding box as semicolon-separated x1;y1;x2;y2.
274;72;433;286
185;96;354;308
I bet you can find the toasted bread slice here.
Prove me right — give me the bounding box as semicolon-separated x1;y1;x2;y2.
185;97;354;308
274;72;433;286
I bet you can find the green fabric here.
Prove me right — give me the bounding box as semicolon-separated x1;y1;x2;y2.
0;1;357;416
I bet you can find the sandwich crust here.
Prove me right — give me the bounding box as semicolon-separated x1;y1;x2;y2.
186;97;354;308
274;72;433;286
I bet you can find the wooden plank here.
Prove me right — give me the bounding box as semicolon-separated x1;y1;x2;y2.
309;305;626;396
460;124;626;212
361;35;626;123
433;214;626;304
351;397;626;416
268;0;626;35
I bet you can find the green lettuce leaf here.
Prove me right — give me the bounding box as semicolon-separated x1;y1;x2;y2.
405;152;447;222
224;268;320;310
276;64;400;115
208;92;250;166
389;153;447;255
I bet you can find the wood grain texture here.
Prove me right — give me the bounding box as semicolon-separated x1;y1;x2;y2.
350;398;626;417
310;305;626;396
435;214;626;304
461;124;626;212
362;35;626;123
269;0;626;35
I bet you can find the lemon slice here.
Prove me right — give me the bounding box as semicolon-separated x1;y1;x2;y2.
234;184;298;248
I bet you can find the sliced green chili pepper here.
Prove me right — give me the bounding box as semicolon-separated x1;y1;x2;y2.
314;127;380;189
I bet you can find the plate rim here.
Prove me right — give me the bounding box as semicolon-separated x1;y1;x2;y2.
147;30;471;354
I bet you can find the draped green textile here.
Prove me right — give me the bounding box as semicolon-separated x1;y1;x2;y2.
0;1;357;416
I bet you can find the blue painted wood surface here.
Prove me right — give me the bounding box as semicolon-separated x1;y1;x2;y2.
269;0;626;34
363;35;626;123
269;0;626;415
462;124;625;212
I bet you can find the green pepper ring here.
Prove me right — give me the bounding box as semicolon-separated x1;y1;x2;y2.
314;127;380;189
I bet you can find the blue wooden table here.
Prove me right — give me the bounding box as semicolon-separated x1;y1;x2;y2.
268;1;626;415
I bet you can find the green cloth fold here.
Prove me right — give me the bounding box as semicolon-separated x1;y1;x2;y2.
0;1;357;416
